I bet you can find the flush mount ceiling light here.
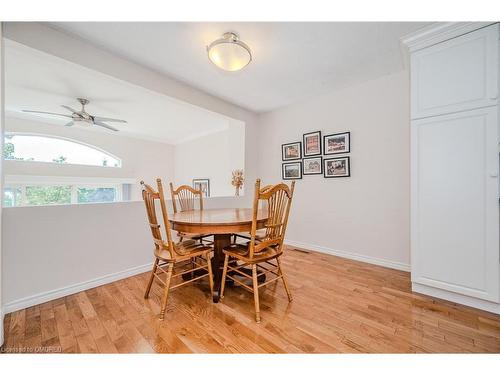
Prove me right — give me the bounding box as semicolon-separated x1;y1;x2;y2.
207;32;252;72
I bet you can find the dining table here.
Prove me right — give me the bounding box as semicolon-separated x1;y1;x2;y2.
170;208;267;302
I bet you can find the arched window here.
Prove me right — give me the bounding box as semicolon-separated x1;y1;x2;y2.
3;133;122;167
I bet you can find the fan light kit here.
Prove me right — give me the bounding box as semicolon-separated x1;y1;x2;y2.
22;98;127;132
207;32;252;72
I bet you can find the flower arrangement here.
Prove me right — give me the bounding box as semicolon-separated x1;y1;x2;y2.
231;169;244;196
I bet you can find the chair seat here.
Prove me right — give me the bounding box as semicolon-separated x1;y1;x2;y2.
233;230;266;242
223;243;281;263
154;239;212;261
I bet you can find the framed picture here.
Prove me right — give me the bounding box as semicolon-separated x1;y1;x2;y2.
282;142;302;161
324;156;350;178
192;178;210;197
303;156;323;175
324;131;350;155
282;162;302;180
303;130;322;156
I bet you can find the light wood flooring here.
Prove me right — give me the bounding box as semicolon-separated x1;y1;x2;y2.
2;247;500;353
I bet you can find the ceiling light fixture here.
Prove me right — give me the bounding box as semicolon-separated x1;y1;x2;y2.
207;32;252;72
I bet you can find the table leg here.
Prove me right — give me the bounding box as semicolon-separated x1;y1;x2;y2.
212;233;231;303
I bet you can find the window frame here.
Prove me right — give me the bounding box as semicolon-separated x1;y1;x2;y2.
3;175;135;207
3;132;123;168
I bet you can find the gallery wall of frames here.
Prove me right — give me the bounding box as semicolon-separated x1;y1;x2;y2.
281;131;351;180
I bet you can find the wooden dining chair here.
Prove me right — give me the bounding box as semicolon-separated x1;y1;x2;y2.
169;183;212;244
220;179;295;322
231;184;273;244
141;179;214;320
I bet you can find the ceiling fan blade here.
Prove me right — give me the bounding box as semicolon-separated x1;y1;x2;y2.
61;105;79;113
64;121;74;127
22;110;73;118
94;121;119;132
93;116;127;123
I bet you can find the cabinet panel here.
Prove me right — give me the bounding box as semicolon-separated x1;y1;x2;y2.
411;24;498;119
411;107;499;302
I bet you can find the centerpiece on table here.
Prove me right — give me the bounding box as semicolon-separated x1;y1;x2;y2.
231;169;244;196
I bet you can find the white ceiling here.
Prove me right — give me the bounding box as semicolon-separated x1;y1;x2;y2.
4;39;234;145
50;22;430;113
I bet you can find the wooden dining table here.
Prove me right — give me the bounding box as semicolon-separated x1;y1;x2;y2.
170;208;267;302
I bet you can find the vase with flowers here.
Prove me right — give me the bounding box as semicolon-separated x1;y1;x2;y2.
231;169;244;196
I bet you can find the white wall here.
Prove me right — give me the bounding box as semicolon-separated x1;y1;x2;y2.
1;23;259;316
2;196;249;313
1;23;411;321
174;121;245;197
258;71;410;269
4;117;175;200
3;23;260;192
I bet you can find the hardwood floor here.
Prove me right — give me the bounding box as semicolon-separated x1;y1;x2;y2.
2;247;500;353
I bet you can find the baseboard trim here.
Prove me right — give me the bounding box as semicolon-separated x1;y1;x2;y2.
0;307;4;347
412;283;500;315
3;262;153;315
285;240;410;272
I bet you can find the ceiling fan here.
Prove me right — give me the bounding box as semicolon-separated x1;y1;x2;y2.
22;98;127;132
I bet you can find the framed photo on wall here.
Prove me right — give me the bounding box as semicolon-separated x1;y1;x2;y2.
303;131;322;156
324;156;350;178
303;156;323;175
324;131;350;154
282;162;302;180
193;178;210;197
282;142;302;161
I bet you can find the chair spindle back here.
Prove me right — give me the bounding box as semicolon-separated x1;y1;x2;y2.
249;179;295;258
141;179;175;258
170;183;204;213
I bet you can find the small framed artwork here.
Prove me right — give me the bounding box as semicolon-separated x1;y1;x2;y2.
282;142;302;161
282;162;302;180
303;156;323;175
193;178;210;197
303;130;322;157
324;131;350;155
324;156;350;178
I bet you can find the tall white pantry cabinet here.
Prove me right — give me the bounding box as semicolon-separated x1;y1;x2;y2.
404;23;500;314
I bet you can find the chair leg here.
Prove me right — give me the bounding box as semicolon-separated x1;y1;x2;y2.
159;263;174;320
144;258;159;299
277;257;293;302
252;264;261;323
220;254;229;299
206;253;214;296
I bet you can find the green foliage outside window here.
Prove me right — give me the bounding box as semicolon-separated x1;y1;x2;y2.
25;186;72;206
77;187;115;203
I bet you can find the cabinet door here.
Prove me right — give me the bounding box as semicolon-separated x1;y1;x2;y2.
411;107;499;302
411;24;498;119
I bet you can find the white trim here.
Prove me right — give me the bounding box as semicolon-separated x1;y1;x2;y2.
2;262;153;314
0;21;5;348
0;307;4;347
412;283;500;315
401;22;496;52
4;174;136;185
285;240;410;272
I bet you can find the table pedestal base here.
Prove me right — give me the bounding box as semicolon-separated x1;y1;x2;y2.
181;233;266;303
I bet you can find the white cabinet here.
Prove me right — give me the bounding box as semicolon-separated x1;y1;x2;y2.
411;107;499;302
411;24;498;119
406;23;500;312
